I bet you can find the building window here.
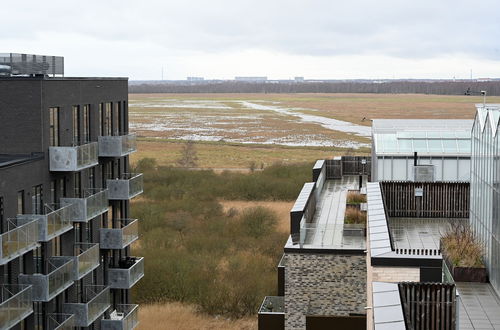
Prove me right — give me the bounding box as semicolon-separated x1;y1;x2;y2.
31;185;43;214
50;180;56;204
17;190;24;214
49;107;59;146
74;173;81;198
83;104;90;143
59;177;66;199
72;105;80;145
88;167;95;190
113;102;121;135
99;103;103;136
103;102;112;136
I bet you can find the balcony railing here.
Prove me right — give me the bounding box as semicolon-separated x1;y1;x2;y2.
61;189;109;222
100;219;139;250
108;257;144;289
49;142;98;171
46;313;75;330
0;285;33;330
101;304;139;330
0;218;39;265
107;174;143;200
18;256;74;302
63;285;110;327
98;133;137;157
16;204;73;242
72;243;100;280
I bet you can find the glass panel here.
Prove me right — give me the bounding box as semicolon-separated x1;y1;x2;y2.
427;139;443;152
442;139;458;153
412;139;427;152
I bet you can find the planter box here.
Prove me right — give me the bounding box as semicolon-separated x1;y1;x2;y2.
444;255;487;283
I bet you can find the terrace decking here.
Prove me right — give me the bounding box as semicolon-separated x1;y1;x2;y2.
457;282;500;330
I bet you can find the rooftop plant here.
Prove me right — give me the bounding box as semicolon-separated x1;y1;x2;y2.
441;223;484;268
346;191;366;204
344;206;366;224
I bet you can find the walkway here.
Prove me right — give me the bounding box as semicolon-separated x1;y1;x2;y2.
457;282;500;329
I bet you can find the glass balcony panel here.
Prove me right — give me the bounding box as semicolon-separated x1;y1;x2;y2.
108;257;144;289
61;189;108;222
18;256;74;301
0;218;39;265
98;133;137;157
72;243;100;280
62;285;110;327
49;142;98;171
16;204;73;242
101;304;139;330
100;219;139;250
46;313;75;330
0;285;33;330
107;174;143;200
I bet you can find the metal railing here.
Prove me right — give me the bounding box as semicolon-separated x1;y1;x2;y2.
101;304;139;330
0;53;63;76
100;219;139;249
107;174;143;200
19;257;74;301
108;257;144;289
72;243;100;280
61;188;109;222
0;218;39;265
0;284;33;330
62;285;110;327
16;203;73;242
98;133;137;157
258;296;284;313
49;142;98;171
47;313;75;330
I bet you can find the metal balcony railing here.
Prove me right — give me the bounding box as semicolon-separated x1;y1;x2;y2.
100;219;139;250
107;174;143;200
98;133;137;157
18;256;74;302
108;257;144;289
0;285;33;330
101;304;139;330
49;142;98;171
16;203;73;242
46;313;75;330
61;189;109;222
62;285;110;327
72;243;100;280
0;218;39;265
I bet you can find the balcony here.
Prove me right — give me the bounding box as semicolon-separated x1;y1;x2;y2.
63;285;110;327
98;133;137;157
16;204;73;242
72;243;100;280
49;142;98;171
100;219;139;250
0;218;39;265
18;256;74;302
101;304;139;330
107;174;143;200
108;257;144;289
46;314;75;330
61;189;109;222
0;285;33;330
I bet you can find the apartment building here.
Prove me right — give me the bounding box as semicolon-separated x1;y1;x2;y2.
0;53;143;329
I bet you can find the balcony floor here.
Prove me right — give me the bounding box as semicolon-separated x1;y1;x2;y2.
457;282;500;329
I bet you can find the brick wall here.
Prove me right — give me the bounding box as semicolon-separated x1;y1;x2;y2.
284;252;366;330
371;266;420;282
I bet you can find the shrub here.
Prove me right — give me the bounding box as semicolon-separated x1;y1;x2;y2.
344;206;366;224
239;206;278;238
442;223;484;268
347;191;366;204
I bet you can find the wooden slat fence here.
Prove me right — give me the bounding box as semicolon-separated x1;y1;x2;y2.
381;182;469;218
399;282;457;330
325;156;371;180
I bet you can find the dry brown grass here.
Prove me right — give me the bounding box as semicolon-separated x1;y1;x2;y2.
442;224;484;268
138;303;256;330
346;191;366;204
220;200;293;234
344;206;366;224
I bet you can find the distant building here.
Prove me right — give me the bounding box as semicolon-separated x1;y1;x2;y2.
234;76;268;82
187;77;204;81
294;77;304;82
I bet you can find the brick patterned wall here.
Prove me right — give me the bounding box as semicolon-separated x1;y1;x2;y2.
371;266;420;282
284;253;366;330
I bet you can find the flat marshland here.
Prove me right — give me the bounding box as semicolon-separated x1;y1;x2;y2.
129;93;497;329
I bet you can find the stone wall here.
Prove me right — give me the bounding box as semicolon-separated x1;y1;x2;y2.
284;252;366;330
371;266;420;282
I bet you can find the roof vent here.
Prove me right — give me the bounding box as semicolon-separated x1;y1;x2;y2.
0;53;64;77
414;165;434;182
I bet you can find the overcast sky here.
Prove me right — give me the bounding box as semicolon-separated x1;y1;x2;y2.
3;0;500;80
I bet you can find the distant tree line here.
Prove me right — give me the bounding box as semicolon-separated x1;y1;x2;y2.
129;80;500;95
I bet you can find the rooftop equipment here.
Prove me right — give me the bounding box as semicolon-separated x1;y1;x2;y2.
0;53;64;77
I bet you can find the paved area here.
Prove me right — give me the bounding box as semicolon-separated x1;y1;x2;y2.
302;176;365;249
457;282;500;329
389;217;467;250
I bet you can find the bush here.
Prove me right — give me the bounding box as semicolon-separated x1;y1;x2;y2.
442;223;484;268
344;206;366;224
347;191;366;204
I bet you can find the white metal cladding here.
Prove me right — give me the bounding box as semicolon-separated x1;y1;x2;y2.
470;104;500;297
